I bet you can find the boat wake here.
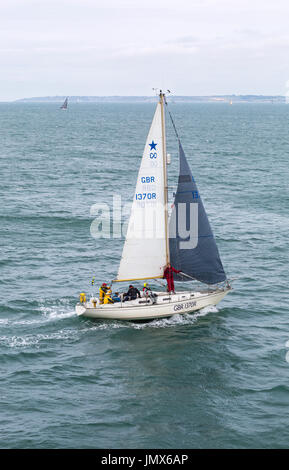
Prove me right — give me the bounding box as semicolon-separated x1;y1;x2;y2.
39;302;75;323
0;329;79;349
194;304;219;317
0;302;220;350
131;305;219;329
0;299;76;329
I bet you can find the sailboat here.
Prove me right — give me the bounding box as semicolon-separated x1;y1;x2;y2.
60;97;68;109
76;91;232;320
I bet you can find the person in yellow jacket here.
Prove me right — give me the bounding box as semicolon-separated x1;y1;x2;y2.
103;288;114;304
99;283;108;304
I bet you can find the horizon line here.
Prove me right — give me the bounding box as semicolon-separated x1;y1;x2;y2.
4;93;286;103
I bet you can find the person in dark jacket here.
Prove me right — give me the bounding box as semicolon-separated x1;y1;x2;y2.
124;285;141;301
163;263;181;294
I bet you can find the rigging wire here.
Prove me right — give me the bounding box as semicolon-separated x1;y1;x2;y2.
164;93;180;142
163;91;183;273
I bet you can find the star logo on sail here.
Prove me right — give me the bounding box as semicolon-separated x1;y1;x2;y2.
149;140;157;150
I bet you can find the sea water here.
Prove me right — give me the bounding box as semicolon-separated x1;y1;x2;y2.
0;102;289;448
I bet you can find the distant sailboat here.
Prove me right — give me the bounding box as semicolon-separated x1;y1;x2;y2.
76;90;232;320
60;97;68;109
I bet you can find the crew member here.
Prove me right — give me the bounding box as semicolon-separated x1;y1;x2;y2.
143;282;150;294
143;282;157;304
112;292;121;302
163;263;181;294
99;283;108;304
124;285;141;301
104;288;114;304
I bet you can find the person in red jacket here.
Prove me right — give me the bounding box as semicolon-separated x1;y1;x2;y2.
163;263;181;294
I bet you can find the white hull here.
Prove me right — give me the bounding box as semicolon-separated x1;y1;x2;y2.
75;287;231;321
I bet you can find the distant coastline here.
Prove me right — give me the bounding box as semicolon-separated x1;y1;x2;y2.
15;95;286;104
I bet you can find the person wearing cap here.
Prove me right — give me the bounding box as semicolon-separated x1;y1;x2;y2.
99;282;108;304
124;285;141;302
143;282;149;293
143;282;157;304
143;282;154;296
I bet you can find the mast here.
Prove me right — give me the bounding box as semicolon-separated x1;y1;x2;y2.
159;90;170;265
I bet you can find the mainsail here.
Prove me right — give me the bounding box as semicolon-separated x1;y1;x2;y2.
116;99;168;281
169;142;226;284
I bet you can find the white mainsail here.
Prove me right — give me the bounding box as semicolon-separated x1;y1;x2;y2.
116;100;168;281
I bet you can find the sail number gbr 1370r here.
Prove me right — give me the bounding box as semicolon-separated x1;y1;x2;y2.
174;301;197;312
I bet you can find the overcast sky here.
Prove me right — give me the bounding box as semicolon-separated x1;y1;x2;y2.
1;0;289;100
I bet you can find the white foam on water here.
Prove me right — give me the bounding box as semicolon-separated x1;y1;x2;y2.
195;305;219;316
131;306;219;329
42;308;76;321
131;316;177;330
74;306;220;332
2;313;75;327
4;304;76;328
39;298;76;319
0;328;80;349
0;303;221;348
